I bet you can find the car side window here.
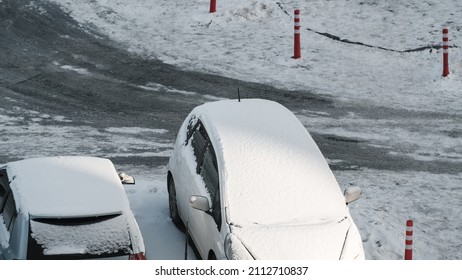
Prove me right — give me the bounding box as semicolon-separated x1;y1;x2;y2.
0;169;17;232
190;122;209;174
0;170;9;210
2;192;17;232
0;184;5;208
185;115;199;144
188;120;222;230
200;145;221;229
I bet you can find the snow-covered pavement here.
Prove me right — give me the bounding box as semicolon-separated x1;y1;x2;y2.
50;0;462;114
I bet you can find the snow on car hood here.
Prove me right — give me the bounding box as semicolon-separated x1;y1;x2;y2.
231;218;351;259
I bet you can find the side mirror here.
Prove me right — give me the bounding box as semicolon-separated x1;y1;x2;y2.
119;173;135;184
344;186;362;204
190;195;210;212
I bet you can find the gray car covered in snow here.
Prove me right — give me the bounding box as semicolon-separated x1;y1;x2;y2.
0;156;145;260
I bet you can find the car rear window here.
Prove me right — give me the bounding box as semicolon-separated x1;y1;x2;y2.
27;214;132;260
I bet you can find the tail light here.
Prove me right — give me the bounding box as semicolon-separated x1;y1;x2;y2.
129;253;146;260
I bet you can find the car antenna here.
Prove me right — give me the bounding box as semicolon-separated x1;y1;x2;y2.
238;88;241;102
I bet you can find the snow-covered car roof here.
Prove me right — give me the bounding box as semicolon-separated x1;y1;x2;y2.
4;156;129;217
189;99;347;226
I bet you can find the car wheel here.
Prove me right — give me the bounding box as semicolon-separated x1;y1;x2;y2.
168;177;185;232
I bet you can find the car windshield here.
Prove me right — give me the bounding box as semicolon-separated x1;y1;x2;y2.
27;213;132;260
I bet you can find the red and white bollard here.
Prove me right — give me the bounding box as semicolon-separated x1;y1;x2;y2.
443;28;449;77
210;0;216;13
293;9;301;59
404;220;413;260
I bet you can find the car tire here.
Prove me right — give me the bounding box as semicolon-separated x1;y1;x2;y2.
168;177;185;232
208;251;217;260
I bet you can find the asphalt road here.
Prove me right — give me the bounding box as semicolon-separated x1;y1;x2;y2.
1;0;459;175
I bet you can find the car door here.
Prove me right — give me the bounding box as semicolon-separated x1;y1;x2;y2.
171;116;202;220
187;122;223;259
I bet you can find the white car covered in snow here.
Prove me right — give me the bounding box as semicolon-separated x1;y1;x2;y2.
167;99;364;260
0;156;145;260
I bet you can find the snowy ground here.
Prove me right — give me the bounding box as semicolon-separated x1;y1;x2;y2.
50;0;462;113
1;0;461;260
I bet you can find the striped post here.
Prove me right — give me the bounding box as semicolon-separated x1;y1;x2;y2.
210;0;216;13
404;220;413;260
443;28;449;77
293;9;301;59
